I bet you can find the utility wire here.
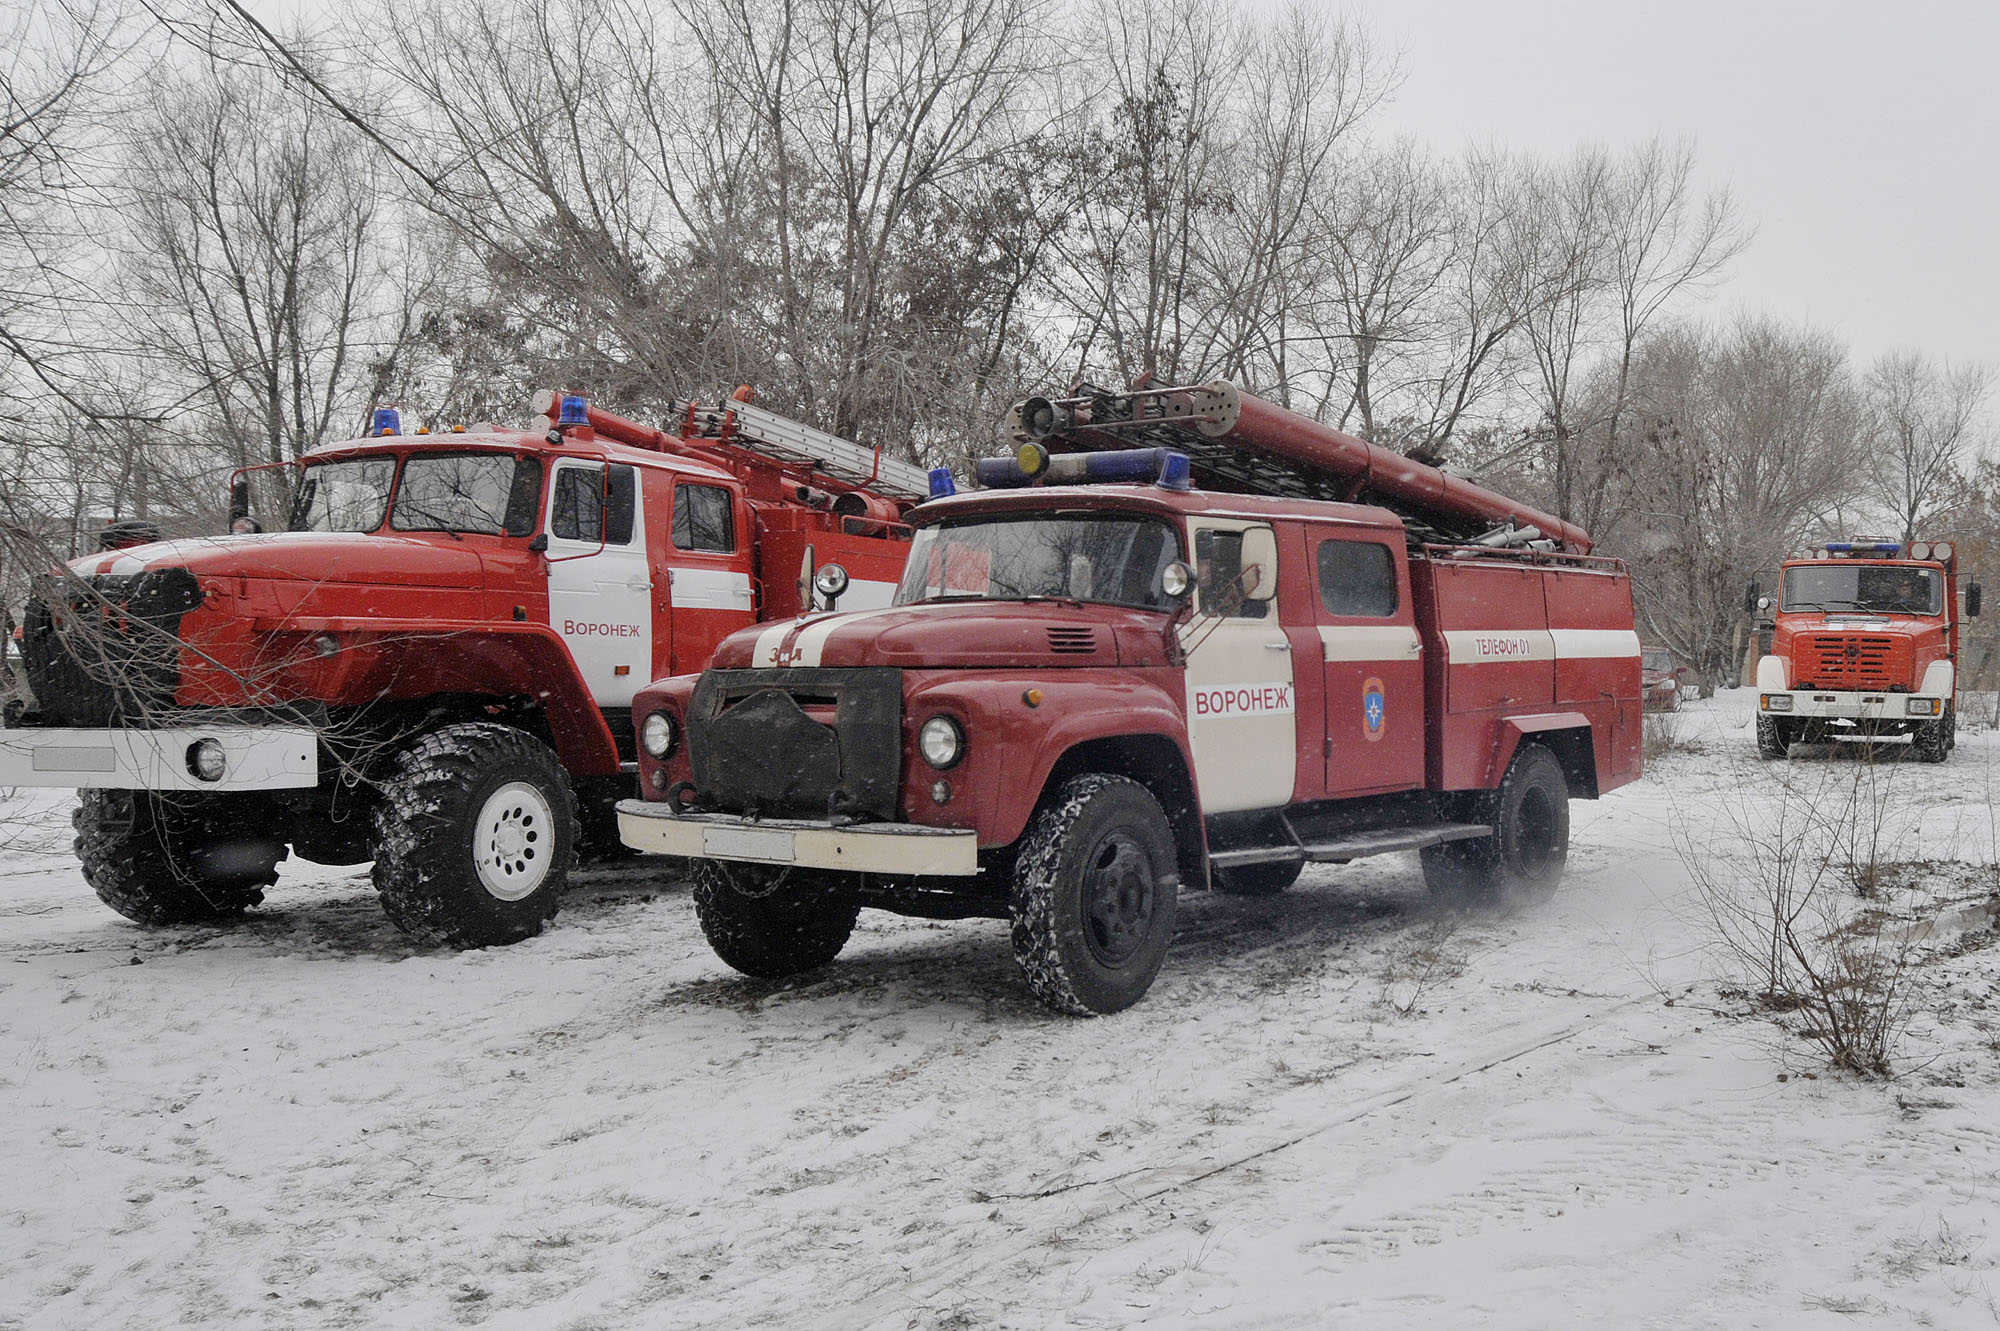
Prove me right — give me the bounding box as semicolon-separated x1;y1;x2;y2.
193;0;454;203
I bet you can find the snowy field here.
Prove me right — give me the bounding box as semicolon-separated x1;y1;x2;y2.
4;694;2000;1330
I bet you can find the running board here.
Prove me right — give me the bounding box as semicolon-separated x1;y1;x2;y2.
1207;821;1491;870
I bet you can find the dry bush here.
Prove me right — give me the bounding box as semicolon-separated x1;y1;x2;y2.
1675;753;1927;1077
1642;707;1698;762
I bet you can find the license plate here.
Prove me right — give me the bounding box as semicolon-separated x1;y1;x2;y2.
704;825;797;863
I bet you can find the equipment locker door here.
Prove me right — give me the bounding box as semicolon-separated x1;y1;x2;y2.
545;461;651;708
1309;529;1424;796
1179;519;1296;813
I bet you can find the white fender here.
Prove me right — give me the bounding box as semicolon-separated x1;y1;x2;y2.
1919;659;1954;697
1756;655;1788;691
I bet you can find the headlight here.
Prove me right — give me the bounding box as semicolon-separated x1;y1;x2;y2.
640;710;678;758
1910;541;1932;561
918;715;963;769
1906;698;1941;717
1762;694;1793;712
812;563;850;601
187;738;227;782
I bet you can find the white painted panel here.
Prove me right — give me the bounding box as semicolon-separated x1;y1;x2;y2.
1441;629;1556;664
1317;625;1422;662
545;464;651;708
669;566;753;611
1547;628;1641;659
1180;519;1295;814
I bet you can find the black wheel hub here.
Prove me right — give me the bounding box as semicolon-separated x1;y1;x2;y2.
1082;832;1157;967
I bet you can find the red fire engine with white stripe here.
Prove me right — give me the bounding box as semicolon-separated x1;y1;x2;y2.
620;379;1644;1013
2;390;922;946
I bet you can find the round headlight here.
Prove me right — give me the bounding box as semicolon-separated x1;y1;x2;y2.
813;563;850;600
1161;560;1192;598
188;738;226;783
1910;541;1932;561
918;715;963;769
1933;541;1953;562
640;710;677;759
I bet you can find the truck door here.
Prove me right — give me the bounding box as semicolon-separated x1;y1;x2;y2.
665;479;753;674
1310;529;1424;796
1179;519;1296;813
545;461;650;707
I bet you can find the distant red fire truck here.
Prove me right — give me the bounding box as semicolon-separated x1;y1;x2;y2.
1754;539;1981;761
620;380;1644;1013
1;391;924;946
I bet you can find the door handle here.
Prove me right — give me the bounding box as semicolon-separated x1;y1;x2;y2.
627;581;653;591
1265;641;1291;651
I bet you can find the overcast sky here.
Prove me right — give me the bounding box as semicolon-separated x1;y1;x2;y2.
1367;0;1999;373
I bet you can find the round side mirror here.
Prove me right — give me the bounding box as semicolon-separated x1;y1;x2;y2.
1757;596;1771;612
1161;561;1193;599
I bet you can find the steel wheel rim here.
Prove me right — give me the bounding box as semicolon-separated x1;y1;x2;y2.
475;781;553;901
1082;831;1157;967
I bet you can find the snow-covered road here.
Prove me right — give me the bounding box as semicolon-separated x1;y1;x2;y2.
3;695;1998;1330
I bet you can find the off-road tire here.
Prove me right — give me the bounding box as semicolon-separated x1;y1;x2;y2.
1912;711;1951;763
690;860;860;978
1756;714;1790;760
1419;745;1569;911
74;789;284;925
1010;774;1180;1016
371;723;577;948
1210;859;1304;896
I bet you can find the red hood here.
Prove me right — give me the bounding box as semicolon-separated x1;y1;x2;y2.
713;601;1160;669
72;531;485;589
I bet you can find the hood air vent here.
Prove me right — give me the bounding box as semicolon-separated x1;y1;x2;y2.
1046;627;1098;654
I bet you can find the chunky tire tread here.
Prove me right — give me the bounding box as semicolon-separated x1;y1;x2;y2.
1010;774;1179;1016
73;789;282;925
690;861;861;978
1755;714;1790;761
1912;711;1950;763
371;723;577;948
1418;745;1569;911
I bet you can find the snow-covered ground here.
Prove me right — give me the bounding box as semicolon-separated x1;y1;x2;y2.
3;694;1999;1330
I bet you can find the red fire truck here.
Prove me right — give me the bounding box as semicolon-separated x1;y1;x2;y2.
1753;539;1981;761
0;391;924;946
619;380;1644;1013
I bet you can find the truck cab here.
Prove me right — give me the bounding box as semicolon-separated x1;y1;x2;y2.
620;381;1643;1014
1754;539;1979;761
4;394;920;947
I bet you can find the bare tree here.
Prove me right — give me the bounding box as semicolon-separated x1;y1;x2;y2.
1611;317;1866;686
121;53;421;473
1865;351;1993;545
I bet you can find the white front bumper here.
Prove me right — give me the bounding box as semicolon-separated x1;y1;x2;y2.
0;725;319;791
616;801;980;876
1758;691;1946;722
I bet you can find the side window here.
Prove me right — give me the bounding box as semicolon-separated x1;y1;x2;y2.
674;484;735;553
550;465;636;545
1193;529;1269;619
1317;539;1398;617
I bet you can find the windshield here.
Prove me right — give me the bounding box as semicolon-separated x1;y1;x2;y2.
289;457;396;532
391;453;542;536
1642;648;1674;672
1781;563;1942;615
896;514;1183;611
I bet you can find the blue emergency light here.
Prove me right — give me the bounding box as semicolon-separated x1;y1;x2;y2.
928;467;957;498
558;394;590;427
1823;541;1901;555
371;406;402;436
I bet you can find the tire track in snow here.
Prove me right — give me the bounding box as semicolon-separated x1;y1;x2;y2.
825;992;1653;1329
